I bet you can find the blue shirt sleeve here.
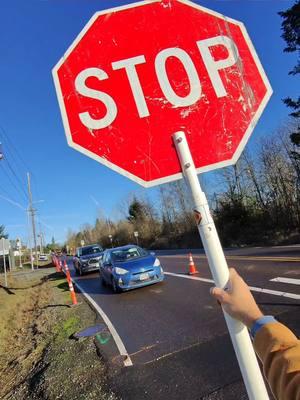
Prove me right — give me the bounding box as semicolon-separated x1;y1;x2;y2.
250;315;277;338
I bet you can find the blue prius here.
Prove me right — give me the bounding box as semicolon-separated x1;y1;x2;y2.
99;245;164;292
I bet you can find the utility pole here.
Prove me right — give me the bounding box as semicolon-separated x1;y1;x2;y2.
27;172;38;269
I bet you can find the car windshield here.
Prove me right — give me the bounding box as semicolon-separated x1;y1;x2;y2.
81;246;102;256
111;247;148;262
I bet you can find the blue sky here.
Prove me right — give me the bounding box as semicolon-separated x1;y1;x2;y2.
0;0;298;245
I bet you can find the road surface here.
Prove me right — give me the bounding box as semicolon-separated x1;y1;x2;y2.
66;245;300;399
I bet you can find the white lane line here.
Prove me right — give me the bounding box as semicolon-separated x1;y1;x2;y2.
270;277;300;285
164;272;300;300
249;286;300;300
73;279;133;367
164;271;213;283
160;255;300;262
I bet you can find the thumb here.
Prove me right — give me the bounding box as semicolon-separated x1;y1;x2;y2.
210;287;230;304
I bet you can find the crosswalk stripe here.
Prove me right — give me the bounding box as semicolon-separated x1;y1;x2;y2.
164;272;300;300
270;277;300;285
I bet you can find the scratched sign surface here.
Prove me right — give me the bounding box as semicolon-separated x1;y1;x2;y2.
52;0;272;187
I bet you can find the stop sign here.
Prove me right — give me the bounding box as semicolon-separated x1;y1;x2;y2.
53;0;272;187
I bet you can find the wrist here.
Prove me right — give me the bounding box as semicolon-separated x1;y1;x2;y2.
244;310;264;329
250;315;277;337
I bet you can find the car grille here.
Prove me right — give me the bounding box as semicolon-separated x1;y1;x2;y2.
132;268;153;275
88;258;99;265
129;276;155;285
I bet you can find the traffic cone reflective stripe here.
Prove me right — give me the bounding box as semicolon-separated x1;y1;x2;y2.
188;253;198;275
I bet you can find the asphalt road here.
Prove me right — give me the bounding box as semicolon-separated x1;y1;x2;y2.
67;245;300;400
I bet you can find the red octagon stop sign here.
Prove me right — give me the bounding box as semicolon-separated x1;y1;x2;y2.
53;0;272;187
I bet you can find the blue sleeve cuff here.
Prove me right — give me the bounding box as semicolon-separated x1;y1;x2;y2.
250;316;277;338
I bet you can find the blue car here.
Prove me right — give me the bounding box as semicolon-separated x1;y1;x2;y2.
99;245;164;292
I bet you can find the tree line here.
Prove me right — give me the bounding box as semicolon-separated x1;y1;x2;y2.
65;122;300;251
65;2;300;251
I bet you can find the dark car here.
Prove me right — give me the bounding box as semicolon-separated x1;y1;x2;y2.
99;245;164;293
73;244;103;275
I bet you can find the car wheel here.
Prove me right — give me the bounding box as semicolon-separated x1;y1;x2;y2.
111;278;120;293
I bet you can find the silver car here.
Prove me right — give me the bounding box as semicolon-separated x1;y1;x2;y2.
73;244;103;275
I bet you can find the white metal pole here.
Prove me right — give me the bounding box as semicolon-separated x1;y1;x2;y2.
173;131;269;400
2;238;7;287
19;248;23;269
27;210;34;271
8;252;11;271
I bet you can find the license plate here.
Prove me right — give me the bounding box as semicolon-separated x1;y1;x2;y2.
140;272;149;281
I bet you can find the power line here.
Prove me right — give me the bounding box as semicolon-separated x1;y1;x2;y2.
0;125;32;175
5;157;28;200
0;163;28;203
0;125;32;202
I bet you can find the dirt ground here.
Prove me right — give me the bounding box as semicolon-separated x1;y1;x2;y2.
0;267;118;400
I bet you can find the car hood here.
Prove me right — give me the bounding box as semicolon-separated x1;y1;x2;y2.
114;255;156;273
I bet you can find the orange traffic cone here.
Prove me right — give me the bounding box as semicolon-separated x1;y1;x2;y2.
64;260;78;305
188;253;198;275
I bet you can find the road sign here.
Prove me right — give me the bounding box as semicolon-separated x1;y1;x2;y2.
53;0;272;187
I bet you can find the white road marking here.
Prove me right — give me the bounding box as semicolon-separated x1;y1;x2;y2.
164;272;300;300
270;277;300;286
73;279;133;367
160;254;300;262
248;286;300;300
164;271;213;283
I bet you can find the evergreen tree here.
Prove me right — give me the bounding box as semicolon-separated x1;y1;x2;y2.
279;1;300;149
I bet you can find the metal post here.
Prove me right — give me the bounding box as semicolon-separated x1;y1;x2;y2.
134;231;139;245
27;172;38;269
19;250;22;268
27;210;34;271
2;238;7;287
8;244;11;271
173;132;268;400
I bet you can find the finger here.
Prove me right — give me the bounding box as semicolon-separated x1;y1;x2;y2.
210;287;230;304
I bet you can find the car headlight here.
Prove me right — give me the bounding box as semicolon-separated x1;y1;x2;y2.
114;267;128;275
153;258;160;267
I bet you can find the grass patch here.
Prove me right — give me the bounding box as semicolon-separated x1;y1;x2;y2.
0;268;117;400
54;315;81;344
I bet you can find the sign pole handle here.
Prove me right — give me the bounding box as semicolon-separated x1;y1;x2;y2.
173;131;269;400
